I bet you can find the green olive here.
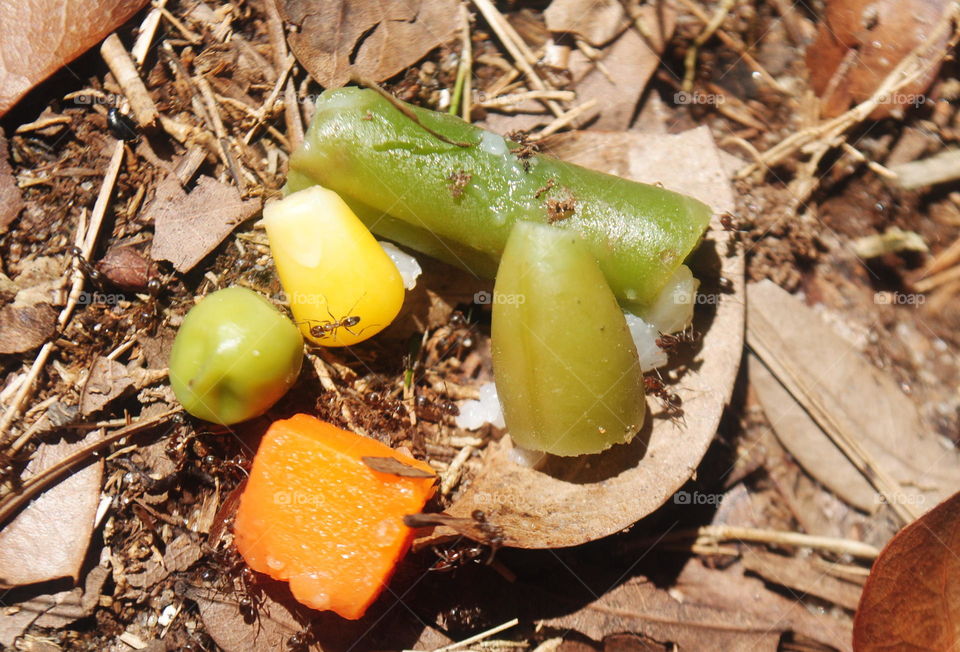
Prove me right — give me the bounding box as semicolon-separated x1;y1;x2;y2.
169;287;304;425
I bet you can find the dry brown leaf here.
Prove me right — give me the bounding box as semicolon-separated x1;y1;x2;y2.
806;0;952;118
189;583;311;652
0;133;22;231
566;7;674;131
277;0;459;89
740;549;863;611
540;559;851;651
96;244;158;292
853;490;960;649
126;533;201;589
748;354;877;512
0;302;56;354
80;356;133;416
544;0;628;46
0;431;104;587
0;0;150;117
747;280;960;516
148;175;260;273
423;127;744;549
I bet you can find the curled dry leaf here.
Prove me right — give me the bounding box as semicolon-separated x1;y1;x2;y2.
0;431;104;586
0;302;56;354
0;133;22;231
276;0;459;89
423;127;744;549
0;0;150;117
80;356;134;416
148;175;260;273
853;491;960;649
806;0;952;118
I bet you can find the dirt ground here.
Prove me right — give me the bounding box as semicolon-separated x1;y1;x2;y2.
1;0;959;650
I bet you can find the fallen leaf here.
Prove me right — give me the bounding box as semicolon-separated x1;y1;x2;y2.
0;133;22;230
747;280;960;516
806;0;952;118
148;175;260;273
0;0;151;117
362;456;437;478
188;583;310;652
421;127;744;549
540;559;851;651
277;0;459;89
97;245;159;292
79;356;134;416
0;431;104;586
0;302;56;354
740;549;863;611
127;533;201;589
566;7;675;131
853;490;960;649
544;0;628;46
749;354;878;512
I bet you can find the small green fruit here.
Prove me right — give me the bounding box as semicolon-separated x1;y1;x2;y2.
169;287;304;425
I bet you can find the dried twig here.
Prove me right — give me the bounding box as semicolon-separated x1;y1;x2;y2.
100;33;159;127
470;0;563;117
634;525;880;559
682;0;737;92
534;100;599;139
0;409;180;527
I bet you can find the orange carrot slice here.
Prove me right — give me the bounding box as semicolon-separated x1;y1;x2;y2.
234;414;436;620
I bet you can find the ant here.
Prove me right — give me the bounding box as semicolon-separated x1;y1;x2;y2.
299;297;375;343
287;627;316;651
430;542;487;572
506;129;539;171
655;328;700;353
643;375;684;419
203;547;265;625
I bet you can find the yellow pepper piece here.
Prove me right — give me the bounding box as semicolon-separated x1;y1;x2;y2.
263;186;404;347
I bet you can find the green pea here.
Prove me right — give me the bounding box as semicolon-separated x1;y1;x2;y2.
285;87;711;310
491;222;646;456
169;287;304;425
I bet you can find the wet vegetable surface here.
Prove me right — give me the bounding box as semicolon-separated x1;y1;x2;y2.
285;87;711;309
492;222;646;456
169;287;303;425
234;414;436;620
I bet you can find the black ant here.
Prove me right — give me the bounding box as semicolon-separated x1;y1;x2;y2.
644;375;684;419
203;548;265;625
287;627;316;651
70;246;103;286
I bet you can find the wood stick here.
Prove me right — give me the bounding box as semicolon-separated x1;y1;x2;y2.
100;33;159;127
